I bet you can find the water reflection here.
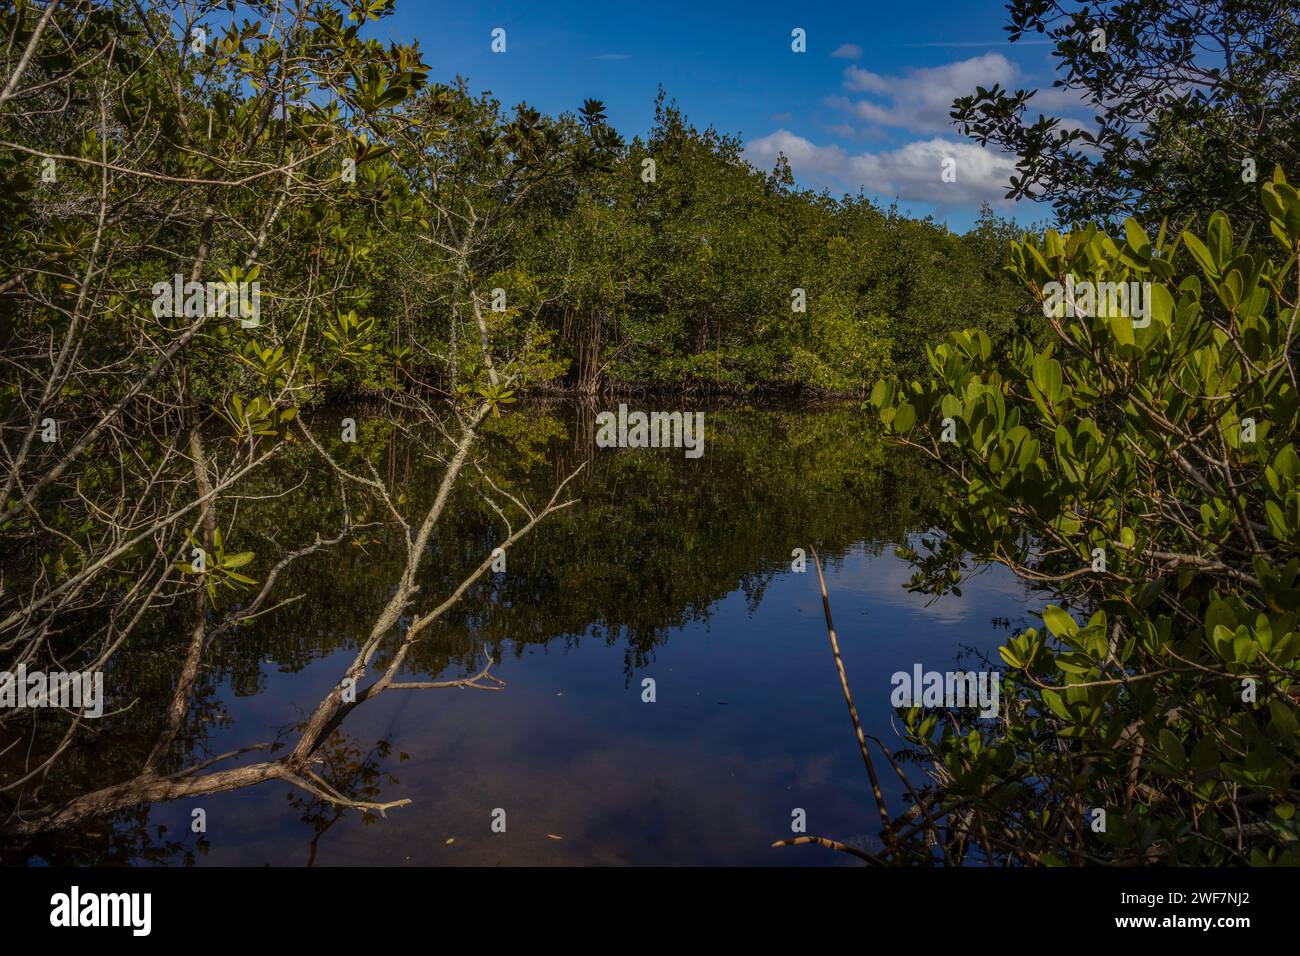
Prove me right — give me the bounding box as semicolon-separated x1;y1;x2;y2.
10;401;1035;866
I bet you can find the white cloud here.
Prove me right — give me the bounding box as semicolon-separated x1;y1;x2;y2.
746;53;1097;208
839;53;1020;134
745;129;851;178
833;53;1094;137
831;43;863;60
744;130;1019;204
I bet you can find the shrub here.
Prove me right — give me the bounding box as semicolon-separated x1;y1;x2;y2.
866;169;1300;865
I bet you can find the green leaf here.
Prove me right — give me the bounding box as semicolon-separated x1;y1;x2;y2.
1041;605;1078;638
1124;217;1150;253
1182;231;1218;276
892;402;916;434
1158;729;1186;771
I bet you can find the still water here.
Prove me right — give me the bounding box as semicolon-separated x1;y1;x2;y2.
23;401;1036;866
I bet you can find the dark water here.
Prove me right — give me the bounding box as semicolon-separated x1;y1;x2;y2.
19;401;1036;866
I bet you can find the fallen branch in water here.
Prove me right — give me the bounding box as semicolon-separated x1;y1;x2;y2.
775;547;900;864
809;546;894;845
770;835;885;866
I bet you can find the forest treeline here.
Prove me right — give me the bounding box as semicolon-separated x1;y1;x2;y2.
369;87;1030;396
2;37;1031;404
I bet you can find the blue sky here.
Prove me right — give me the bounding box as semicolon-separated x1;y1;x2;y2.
375;1;1083;232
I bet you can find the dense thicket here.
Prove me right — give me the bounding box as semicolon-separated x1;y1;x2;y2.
870;191;1300;865
340;86;1030;397
829;0;1300;867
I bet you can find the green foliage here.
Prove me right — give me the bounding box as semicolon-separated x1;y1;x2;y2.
173;526;258;604
214;394;297;443
953;0;1300;232
306;82;1018;398
869;173;1300;864
506;94;1024;394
